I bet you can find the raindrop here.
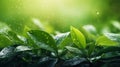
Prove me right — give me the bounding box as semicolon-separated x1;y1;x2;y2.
96;11;100;15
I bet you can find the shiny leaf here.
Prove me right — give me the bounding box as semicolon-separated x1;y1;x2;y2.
96;36;118;46
27;30;57;53
71;26;86;49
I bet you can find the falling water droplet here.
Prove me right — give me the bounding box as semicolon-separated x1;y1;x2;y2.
96;11;100;15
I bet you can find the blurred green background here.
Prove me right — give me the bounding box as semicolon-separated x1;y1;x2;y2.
0;0;120;34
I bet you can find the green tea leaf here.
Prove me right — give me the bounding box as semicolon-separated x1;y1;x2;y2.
104;33;120;43
96;46;120;56
54;32;70;45
62;57;87;67
71;26;86;49
27;30;57;53
88;42;96;56
0;34;12;48
36;57;58;67
14;45;32;52
96;36;118;46
65;46;82;55
5;31;24;44
55;32;72;49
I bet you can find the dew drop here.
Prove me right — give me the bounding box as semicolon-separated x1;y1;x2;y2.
96;11;100;15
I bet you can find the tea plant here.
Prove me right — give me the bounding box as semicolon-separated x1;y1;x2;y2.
0;26;120;67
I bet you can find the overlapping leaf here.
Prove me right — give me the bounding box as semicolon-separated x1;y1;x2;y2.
71;26;86;49
27;30;57;53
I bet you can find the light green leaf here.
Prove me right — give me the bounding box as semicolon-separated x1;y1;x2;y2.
71;26;86;49
96;36;118;46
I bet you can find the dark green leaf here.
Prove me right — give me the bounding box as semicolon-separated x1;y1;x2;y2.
96;46;120;56
26;35;38;49
29;57;57;67
88;42;96;57
4;31;24;44
62;57;88;67
94;56;120;67
65;46;82;55
0;46;15;58
27;30;57;53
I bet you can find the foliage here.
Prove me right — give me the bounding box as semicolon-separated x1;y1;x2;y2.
0;26;120;67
